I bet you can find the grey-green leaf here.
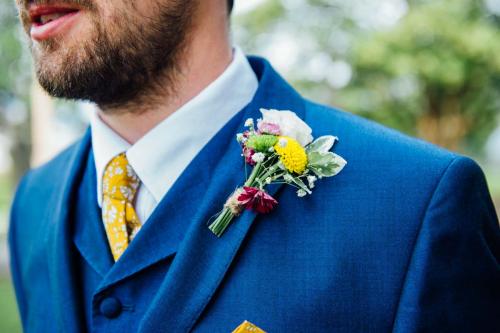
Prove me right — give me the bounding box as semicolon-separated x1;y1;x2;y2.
307;151;347;177
306;135;338;154
290;175;312;194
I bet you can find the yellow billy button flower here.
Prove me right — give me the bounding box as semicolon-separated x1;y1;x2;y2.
274;136;308;174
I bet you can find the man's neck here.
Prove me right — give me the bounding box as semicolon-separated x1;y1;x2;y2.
97;11;233;144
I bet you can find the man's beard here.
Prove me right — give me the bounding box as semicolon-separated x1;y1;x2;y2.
30;0;195;108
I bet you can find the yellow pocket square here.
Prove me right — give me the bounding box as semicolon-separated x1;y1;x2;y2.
232;320;267;333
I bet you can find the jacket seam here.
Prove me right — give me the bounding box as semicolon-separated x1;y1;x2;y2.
390;155;459;330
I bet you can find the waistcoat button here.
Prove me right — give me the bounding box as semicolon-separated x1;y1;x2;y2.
99;297;122;318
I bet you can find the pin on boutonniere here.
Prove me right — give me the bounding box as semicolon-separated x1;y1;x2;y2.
208;108;347;237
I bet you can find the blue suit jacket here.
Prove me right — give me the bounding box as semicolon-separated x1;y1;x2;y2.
9;57;500;332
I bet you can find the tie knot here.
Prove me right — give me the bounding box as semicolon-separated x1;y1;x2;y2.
102;153;140;201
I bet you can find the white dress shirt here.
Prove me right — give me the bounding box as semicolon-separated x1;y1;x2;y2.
90;47;258;224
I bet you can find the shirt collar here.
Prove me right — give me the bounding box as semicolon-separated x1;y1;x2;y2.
91;110;131;206
91;46;258;205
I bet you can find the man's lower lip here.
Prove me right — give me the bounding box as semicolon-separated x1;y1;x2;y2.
30;11;80;41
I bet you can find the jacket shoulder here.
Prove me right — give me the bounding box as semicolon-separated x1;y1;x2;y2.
304;100;458;170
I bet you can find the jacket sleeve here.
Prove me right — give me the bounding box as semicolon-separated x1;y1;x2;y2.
8;172;31;329
392;157;500;332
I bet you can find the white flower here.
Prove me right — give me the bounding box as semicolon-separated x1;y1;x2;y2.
297;189;307;197
251;152;266;163
105;204;118;221
126;164;135;178
114;166;124;175
236;133;244;143
307;175;317;188
244;118;254;128
120;186;134;201
260;108;313;146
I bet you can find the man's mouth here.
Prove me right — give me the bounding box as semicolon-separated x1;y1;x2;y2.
32;8;78;25
29;5;81;41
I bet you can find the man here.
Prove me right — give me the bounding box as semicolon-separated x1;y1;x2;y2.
8;0;499;332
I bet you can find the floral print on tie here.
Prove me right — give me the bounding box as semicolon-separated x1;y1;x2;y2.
102;153;142;261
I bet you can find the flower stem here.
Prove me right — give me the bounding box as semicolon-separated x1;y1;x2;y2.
209;159;277;237
258;163;280;183
208;207;234;237
244;161;262;187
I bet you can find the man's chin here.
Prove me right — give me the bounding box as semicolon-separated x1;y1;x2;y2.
32;36;92;92
35;63;132;106
34;56;90;101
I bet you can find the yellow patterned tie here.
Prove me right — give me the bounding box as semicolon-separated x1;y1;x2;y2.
232;321;267;333
102;153;142;261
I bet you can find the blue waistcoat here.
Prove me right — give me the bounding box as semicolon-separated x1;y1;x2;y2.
9;56;500;332
73;150;183;331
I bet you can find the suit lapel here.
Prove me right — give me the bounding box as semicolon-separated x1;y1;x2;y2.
138;57;307;332
46;129;92;333
96;112;245;290
38;57;305;333
73;150;114;277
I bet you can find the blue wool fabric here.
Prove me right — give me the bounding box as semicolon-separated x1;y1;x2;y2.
72;151;180;331
9;57;500;332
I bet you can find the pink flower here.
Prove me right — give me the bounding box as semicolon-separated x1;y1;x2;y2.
243;147;256;165
237;186;278;214
257;120;281;135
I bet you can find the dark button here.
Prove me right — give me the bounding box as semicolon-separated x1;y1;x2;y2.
99;297;122;318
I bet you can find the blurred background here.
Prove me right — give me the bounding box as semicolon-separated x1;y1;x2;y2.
1;0;499;330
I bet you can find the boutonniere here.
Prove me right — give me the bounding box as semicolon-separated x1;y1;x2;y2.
208;108;347;237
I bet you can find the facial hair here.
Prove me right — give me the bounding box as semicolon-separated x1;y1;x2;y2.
22;0;195;109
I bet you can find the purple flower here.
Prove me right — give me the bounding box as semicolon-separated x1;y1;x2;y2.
257;120;281;136
243;147;256;165
238;186;278;214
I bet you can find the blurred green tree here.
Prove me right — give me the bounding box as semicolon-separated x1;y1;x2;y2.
236;0;500;152
0;0;32;182
344;0;500;151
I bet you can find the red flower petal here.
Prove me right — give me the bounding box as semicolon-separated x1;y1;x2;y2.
237;186;278;214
